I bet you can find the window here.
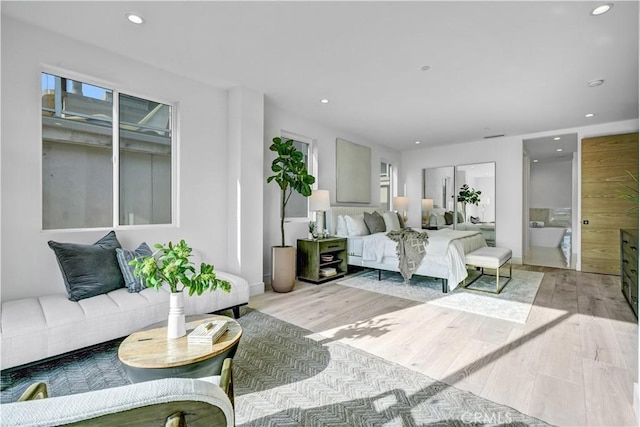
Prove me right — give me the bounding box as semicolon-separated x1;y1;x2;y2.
42;73;173;229
380;162;392;211
283;138;310;219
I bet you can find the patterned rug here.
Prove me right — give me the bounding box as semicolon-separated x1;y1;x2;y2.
1;308;549;426
337;268;544;323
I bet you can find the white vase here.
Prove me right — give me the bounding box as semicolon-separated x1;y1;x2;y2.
167;291;186;339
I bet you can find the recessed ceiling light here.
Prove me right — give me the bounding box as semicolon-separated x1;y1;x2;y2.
556;148;563;152
420;65;431;72
320;99;329;104
553;137;561;140
587;79;605;87
591;3;613;16
533;159;539;163
126;13;144;24
415;141;421;145
585;113;595;118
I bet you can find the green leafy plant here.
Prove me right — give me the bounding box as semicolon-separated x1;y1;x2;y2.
618;170;639;211
455;184;482;221
267;137;316;247
130;240;231;296
308;221;317;234
456;184;482;206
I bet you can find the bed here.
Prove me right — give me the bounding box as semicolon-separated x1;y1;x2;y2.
330;207;487;292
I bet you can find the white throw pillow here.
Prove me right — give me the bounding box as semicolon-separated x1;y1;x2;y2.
383;211;401;231
345;214;369;236
430;213;446;226
336;215;348;236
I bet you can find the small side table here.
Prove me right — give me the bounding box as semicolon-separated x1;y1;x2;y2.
297;237;347;283
118;314;242;383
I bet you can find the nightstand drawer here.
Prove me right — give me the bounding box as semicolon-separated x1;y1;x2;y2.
319;239;346;253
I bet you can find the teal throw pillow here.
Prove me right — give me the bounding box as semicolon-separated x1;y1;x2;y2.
116;242;153;293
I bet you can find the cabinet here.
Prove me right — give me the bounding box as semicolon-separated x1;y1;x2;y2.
296;237;347;284
620;229;638;319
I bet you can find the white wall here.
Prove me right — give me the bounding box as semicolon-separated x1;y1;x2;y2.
263;100;401;284
530;160;573;208
1;18;264;301
227;87;265;295
402;137;524;260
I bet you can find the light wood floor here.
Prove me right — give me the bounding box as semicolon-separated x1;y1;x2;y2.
249;265;639;426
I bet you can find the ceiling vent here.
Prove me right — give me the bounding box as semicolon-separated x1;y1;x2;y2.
484;134;505;139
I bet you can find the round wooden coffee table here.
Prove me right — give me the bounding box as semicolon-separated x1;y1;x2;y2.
118;314;242;383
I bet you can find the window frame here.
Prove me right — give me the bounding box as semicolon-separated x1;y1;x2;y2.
380;161;394;211
279;131;316;223
40;67;178;232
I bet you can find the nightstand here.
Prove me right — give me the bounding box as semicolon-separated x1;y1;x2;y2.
296;237;347;284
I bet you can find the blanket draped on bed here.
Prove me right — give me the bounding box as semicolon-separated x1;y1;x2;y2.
386;228;429;283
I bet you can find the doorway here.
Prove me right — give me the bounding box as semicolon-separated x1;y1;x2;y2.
523;134;577;269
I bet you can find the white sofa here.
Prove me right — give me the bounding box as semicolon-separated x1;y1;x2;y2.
0;271;249;370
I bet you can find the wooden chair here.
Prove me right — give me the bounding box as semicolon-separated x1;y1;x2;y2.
4;358;235;427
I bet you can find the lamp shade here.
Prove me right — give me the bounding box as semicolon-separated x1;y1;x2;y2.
393;196;409;211
421;198;433;212
309;189;331;211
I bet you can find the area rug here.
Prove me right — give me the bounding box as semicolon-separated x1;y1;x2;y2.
1;308;549;426
337;268;544;323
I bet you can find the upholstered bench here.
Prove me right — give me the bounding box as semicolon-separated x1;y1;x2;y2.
464;246;512;294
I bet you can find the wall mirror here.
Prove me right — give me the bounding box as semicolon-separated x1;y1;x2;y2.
421;166;454;228
422;162;496;246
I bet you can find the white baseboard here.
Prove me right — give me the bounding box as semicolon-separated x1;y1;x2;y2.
512;256;523;265
250;281;265;296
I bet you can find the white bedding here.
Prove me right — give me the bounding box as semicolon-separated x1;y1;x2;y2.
347;228;486;291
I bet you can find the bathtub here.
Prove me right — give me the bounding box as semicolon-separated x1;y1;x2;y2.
529;226;567;247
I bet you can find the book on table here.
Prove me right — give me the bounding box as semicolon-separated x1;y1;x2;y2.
187;319;228;344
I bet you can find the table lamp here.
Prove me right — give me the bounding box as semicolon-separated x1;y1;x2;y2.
421;198;433;227
309;190;331;237
393;196;409;223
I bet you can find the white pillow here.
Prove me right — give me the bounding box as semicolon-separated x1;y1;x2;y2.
336;215;348;236
345;214;369;236
430;213;446;226
383;211;401;231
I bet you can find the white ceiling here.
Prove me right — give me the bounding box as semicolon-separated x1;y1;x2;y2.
3;1;638;153
524;133;579;163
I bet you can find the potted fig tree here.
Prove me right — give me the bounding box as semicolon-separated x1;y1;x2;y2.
267;137;316;292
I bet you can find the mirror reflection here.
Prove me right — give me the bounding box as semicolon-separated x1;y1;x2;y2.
454;162;495;246
422;162;496;246
421;166;454;228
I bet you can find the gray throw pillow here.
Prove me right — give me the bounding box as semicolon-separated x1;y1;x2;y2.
48;231;124;302
364;211;386;233
444;211;454;225
395;212;405;229
116;242;153;293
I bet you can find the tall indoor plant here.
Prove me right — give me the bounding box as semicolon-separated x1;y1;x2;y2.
267;137;316;292
456;184;482;222
130;239;231;338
